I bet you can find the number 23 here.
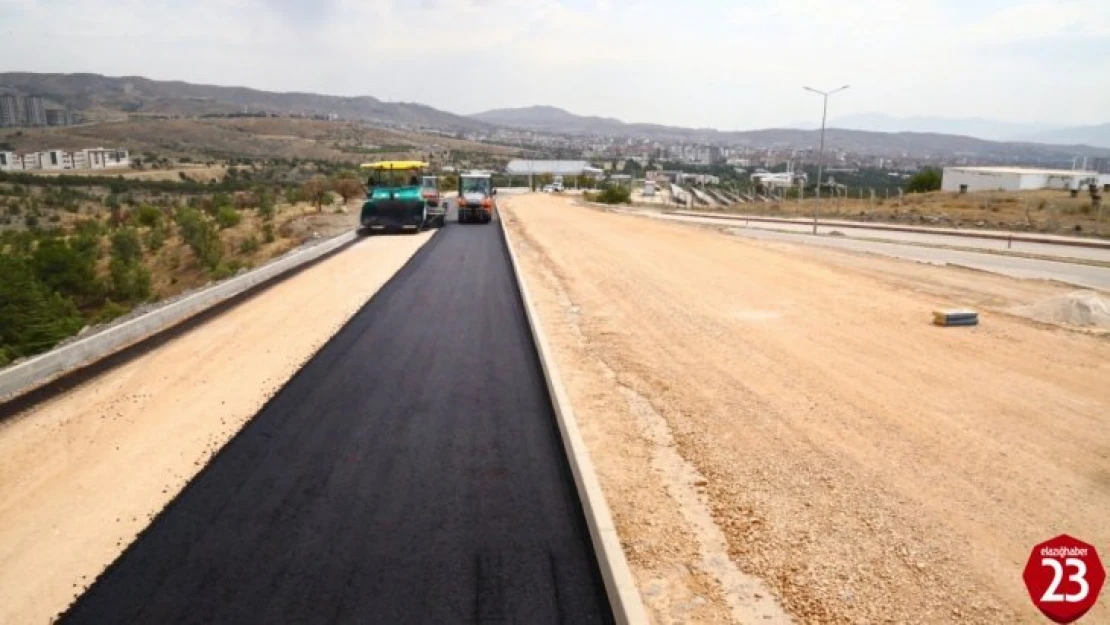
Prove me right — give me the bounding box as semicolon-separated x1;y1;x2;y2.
1041;558;1090;603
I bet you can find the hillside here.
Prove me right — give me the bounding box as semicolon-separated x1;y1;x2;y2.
470;106;1110;161
1016;123;1110;150
0;117;515;168
818;112;1063;142
0;72;491;131
471;105;626;133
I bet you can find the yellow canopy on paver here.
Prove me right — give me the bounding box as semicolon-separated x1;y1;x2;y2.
360;161;429;171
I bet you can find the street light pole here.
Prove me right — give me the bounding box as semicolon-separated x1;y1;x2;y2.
804;85;849;235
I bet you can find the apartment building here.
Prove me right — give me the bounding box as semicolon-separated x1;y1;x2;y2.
0;95;19;127
0;147;130;171
23;96;47;126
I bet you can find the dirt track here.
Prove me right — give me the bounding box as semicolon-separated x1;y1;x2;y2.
503;194;1110;624
0;233;431;625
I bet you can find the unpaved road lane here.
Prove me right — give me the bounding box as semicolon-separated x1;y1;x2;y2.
0;233;431;625
503;194;1110;624
60;212;611;625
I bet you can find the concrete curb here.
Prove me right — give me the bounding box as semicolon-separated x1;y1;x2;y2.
498;211;648;625
0;231;358;402
667;210;1110;249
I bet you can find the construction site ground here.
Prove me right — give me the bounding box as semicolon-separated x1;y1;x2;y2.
501;193;1110;624
0;233;431;625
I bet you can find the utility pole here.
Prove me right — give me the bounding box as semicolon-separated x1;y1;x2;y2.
803;85;849;234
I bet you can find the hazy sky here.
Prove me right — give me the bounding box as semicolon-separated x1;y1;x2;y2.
2;0;1108;129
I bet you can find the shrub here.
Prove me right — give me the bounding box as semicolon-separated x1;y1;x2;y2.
262;223;275;243
238;236;260;254
31;237;103;307
905;168;942;193
175;207;223;269
300;176;332;212
257;190;276;220
216;205;241;229
133;204;163;228
144;225;166;251
0;255;85;361
109;258;152;302
595;185;632;205
332;176;365;203
94;300;130;324
25;214;39;228
233;191;259;210
210;260;244;280
111;228;144;265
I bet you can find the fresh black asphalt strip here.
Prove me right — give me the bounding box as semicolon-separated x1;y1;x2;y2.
60;204;614;625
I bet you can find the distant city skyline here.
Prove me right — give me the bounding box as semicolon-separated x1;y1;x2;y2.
2;0;1108;131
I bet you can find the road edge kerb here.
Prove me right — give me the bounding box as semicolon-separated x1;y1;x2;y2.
498;209;649;625
668;210;1110;249
0;231;357;403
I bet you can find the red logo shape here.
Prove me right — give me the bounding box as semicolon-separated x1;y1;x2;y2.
1023;535;1105;623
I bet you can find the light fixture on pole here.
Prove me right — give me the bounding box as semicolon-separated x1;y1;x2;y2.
803;84;849;235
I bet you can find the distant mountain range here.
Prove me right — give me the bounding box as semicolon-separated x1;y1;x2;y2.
0;72;490;131
1016;123;1110;149
805;112;1110;149
470;106;1110;160
2;73;1108;161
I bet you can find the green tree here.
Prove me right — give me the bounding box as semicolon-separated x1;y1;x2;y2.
906;168;942;193
111;228;144;265
31;238;103;308
132;204;163;228
216;205;242;229
108;228;151;302
0;255;85;360
144;224;167;251
332;176;365;204
109;257;152;302
300;176;332;213
284;187;301;206
258;189;276;221
175;207;223;270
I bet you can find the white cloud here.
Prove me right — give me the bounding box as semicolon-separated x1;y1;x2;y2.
0;0;1107;128
969;0;1110;43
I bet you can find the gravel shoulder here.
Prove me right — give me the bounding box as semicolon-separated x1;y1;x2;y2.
502;194;1110;624
0;232;432;625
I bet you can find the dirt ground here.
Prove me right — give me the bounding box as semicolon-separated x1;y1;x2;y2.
0;232;432;625
502;194;1110;624
24;165;229;182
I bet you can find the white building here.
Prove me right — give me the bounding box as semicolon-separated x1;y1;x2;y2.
0;147;129;172
941;166;1101;193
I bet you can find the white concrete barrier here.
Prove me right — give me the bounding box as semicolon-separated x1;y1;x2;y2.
0;231;358;402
